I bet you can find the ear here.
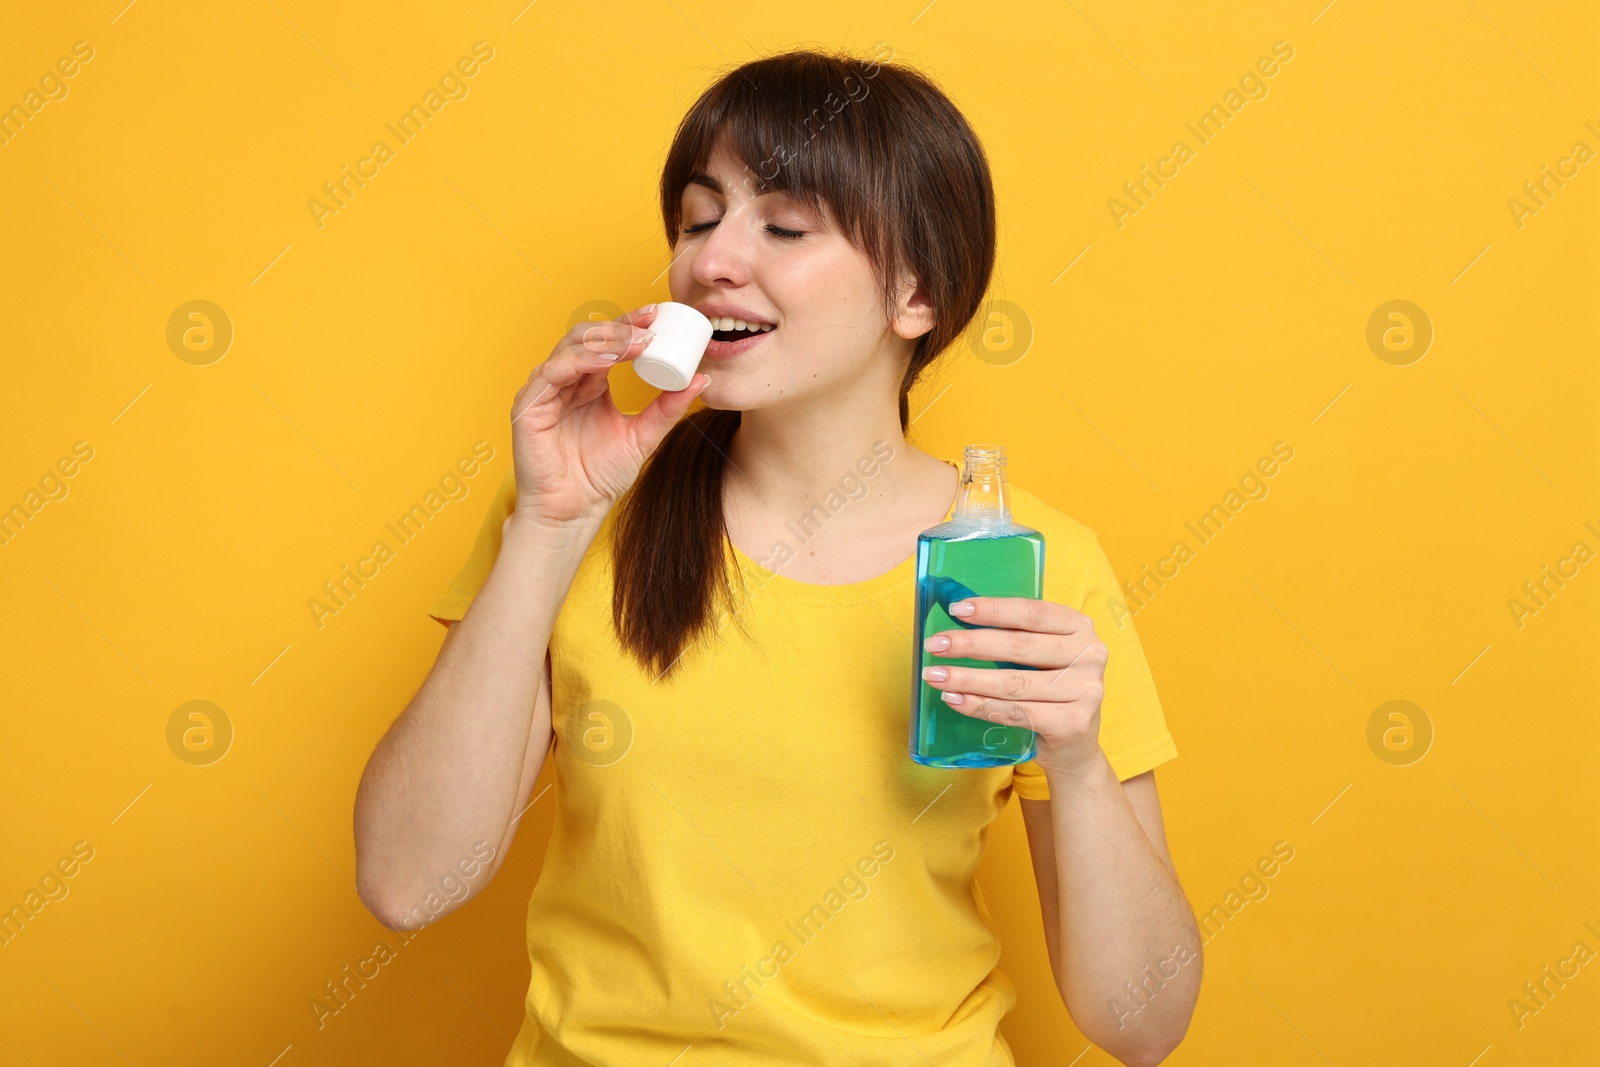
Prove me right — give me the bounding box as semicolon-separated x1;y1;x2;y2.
888;272;936;341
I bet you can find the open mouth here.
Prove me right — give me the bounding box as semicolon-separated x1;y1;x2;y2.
707;317;776;343
699;312;777;360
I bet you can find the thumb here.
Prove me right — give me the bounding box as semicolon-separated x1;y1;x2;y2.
628;373;711;455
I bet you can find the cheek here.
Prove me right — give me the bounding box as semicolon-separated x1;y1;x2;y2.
758;261;871;344
766;335;866;391
666;251;694;304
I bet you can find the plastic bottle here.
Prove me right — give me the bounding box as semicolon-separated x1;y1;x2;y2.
909;444;1045;767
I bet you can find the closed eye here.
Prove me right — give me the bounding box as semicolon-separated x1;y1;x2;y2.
682;219;805;241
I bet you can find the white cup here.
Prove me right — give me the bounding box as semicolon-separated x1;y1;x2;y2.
632;302;713;392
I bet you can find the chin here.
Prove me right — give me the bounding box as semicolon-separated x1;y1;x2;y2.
687;380;733;412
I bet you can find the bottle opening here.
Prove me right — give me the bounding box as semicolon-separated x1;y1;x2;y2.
963;443;1006;465
955;443;1011;527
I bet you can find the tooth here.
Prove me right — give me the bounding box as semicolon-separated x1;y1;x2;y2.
718;317;735;330
760;323;774;332
734;318;749;331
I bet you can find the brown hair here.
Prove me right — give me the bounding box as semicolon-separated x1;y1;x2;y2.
611;46;997;681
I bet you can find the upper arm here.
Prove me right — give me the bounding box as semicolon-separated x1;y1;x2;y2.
441;619;554;878
1019;769;1175;979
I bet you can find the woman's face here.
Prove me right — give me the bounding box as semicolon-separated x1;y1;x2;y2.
667;136;928;413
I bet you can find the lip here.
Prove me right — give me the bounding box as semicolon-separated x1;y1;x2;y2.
695;302;776;326
704;327;774;360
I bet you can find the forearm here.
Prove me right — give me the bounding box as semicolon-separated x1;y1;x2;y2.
353;511;600;923
1045;751;1201;1064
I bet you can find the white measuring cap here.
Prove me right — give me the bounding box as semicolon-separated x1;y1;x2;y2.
633;302;713;392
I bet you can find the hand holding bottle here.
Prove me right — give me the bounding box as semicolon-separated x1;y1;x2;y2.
509;304;711;531
919;595;1108;777
909;443;1052;769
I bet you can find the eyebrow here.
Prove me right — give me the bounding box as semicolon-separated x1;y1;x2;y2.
687;171;779;197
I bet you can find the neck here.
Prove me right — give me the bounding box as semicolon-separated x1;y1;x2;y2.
726;401;910;511
718;343;958;538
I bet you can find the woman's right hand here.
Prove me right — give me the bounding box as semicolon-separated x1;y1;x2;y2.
508;304;710;530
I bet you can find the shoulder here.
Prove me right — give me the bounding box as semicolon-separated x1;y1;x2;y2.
1005;481;1100;553
1004;481;1110;607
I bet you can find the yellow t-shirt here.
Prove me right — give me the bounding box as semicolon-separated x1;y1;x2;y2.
426;457;1177;1066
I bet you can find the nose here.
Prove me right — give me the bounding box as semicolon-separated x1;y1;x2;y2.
686;204;760;291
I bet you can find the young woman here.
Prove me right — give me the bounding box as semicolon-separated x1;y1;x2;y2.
355;47;1200;1066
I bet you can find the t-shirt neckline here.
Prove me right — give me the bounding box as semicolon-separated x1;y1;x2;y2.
727;458;961;603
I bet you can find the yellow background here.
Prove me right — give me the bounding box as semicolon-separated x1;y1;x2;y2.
2;0;1595;1063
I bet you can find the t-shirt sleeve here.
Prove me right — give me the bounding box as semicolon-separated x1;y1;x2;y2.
426;467;518;626
1011;532;1178;801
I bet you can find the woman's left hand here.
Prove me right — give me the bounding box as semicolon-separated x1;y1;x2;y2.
920;596;1107;777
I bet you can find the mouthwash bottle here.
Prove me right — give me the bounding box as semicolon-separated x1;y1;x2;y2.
909;444;1045;768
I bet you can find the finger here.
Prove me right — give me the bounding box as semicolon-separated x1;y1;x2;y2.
920;662;1076;704
924;625;1105;672
619;303;659;329
926;598;1097;668
514;319;657;427
533;326;654;400
938;693;1102;755
565;361;616;409
627;372;711;454
944;595;1082;636
574;319;655;362
510;351;619;428
935;693;1053;733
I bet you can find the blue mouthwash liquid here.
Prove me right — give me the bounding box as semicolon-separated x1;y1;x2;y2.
909;444;1044;768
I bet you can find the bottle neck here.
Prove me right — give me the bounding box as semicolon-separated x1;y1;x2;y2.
953;448;1011;528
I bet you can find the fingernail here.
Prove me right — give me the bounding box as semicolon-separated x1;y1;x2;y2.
633;328;654;342
925;635;950;652
642;303;657;314
950;601;975;617
941;692;965;705
593;350;620;361
922;666;949;682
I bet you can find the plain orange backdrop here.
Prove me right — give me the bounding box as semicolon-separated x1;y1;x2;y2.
1;1;1596;1064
